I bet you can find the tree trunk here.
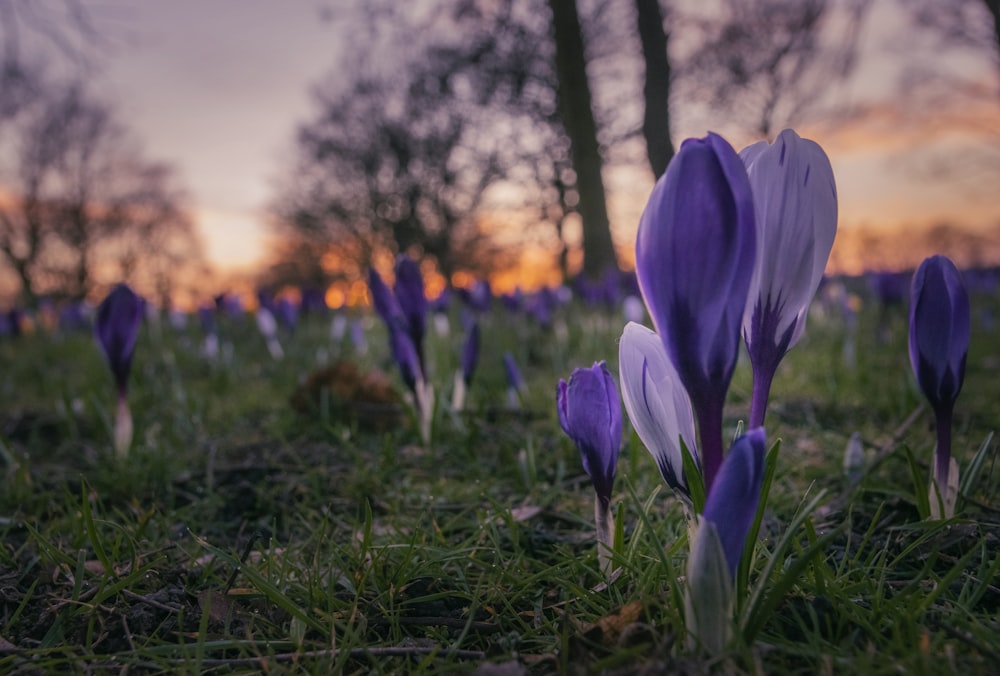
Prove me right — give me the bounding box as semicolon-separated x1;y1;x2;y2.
983;0;1000;78
548;0;617;279
635;0;675;178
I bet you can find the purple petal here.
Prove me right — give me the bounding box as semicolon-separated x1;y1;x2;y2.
635;132;757;417
702;428;767;578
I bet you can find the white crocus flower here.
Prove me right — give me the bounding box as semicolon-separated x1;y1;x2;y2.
740;129;838;427
618;322;698;494
256;307;284;360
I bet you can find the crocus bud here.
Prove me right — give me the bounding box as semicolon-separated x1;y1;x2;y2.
909;254;970;514
390;326;423;394
96;284;143;396
909;255;969;419
701;428;766;578
618;322;698;495
635;132;757;492
368;267;406;333
557;361;623;576
557;361;623;507
95;284;143;457
740;129;838;428
684;517;733;654
452;322;480;412
393;254;428;365
503;352;526;409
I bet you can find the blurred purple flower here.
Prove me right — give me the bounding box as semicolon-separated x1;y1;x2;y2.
869;270;909;308
59;301;91;333
368;268;406;332
257;288;276;314
503;352;526;407
4;308;24;337
740;129;838;428
557;361;622;508
368;262;428;392
390;326;423;393
635;132;757;491
95;284;144;396
350;318;367;354
300;287;328;315
198;306;217;335
702;427;766;577
460;321;480;386
500;287;523;313
393;254;428;361
275;297;298;334
429;287;452;314
461;279;492;313
909;255;970;491
95;284;144;457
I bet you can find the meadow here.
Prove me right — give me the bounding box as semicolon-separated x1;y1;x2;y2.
0;275;997;674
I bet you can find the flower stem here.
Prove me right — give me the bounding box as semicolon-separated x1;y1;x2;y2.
697;400;724;495
114;393;133;458
748;363;774;430
934;406;953;488
594;494;614;578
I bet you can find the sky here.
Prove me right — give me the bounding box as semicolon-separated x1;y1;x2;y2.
93;1;344;271
13;0;1000;284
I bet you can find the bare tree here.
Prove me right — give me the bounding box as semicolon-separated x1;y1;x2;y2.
0;81;204;305
677;0;870;140
278;59;518;285
889;0;1000;194
0;0;108;125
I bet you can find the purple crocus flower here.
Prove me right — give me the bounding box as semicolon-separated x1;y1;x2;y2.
684;427;765;654
429;287;452;314
503;352;527;408
393;254;428;365
274;297;299;334
464;279;492;313
909;255;970;497
452;321;480;412
369;265;427;392
460;321;480;386
740;129;838;428
557;361;623;576
557;361;622;507
368;268;407;333
390;326;423;393
635;132;757;492
96;284;144;397
701;427;767;577
300;287;328;315
6;308;23;337
95;283;144;457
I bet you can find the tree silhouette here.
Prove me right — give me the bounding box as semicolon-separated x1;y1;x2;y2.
0;80;203;305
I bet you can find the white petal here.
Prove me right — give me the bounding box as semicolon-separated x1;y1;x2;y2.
741;129;838;349
618;322;698;489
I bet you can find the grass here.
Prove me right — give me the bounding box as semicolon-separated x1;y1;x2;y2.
0;281;998;674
